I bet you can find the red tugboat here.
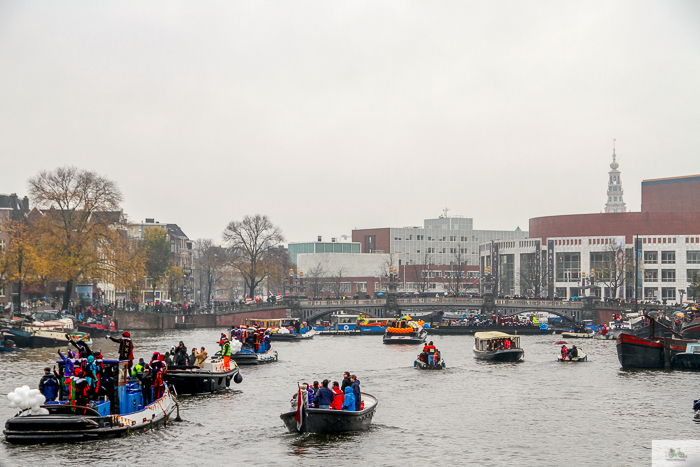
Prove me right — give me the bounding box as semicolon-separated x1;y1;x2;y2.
616;315;696;369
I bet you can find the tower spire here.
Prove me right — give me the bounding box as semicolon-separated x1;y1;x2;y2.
604;140;626;213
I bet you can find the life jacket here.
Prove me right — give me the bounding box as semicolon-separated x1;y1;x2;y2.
222;341;232;357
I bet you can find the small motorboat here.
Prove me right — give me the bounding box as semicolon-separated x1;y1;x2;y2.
3;359;177;444
557;347;588;362
280;392;378;434
383;317;427;345
473;332;524;362
164;356;243;395
2;327;91;348
414;356;446;369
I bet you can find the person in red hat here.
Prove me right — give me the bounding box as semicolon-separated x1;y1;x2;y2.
107;331;135;375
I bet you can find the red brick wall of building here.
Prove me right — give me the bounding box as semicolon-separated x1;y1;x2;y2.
352;228;391;254
530;211;700;244
216;308;289;327
641;176;700;213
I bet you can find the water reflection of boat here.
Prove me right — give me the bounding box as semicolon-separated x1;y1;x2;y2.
4;359;177;444
280;392;378;434
473;332;524;362
164;357;242;394
383;317;427;345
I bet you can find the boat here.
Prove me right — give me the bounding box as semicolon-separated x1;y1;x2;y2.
3;359;177;444
616;315;699;369
557;348;588;362
671;342;700;371
414;355;446;369
0;329;18;352
314;314;388;335
242;318;315;341
473;331;524;362
164;356;243;394
2;327;91;348
280;392;378;434
228;329;278;365
76;320;119;338
383;317;427;345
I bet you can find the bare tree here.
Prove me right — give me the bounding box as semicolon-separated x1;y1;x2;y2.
304;263;326;298
330;266;347;298
590;243;635;298
411;252;432;293
446;245;467;294
28;166;124;309
193;239;228;306
222;215;284;298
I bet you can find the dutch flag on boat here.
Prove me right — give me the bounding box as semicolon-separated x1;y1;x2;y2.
294;383;308;433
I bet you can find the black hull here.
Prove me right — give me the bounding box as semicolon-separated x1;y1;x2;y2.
280;393;377;434
429;326;555;336
383;330;427;345
683;323;700;340
671;354;700;371
270;333;313;341
615;333;689;369
473;348;524;362
5;333;69;348
164;367;240;395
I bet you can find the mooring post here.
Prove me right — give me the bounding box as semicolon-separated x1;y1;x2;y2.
663;337;672;370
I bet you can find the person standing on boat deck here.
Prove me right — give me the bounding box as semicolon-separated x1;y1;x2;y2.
342;386;355;411
350;375;361;411
314;380;334;409
330;382;344;410
107;331;134;375
195;347;208;368
220;338;232;370
188;348;197;366
561;345;568;361
341;372;352;392
39;367;59;401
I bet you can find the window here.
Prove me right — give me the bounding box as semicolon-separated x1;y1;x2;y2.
644;251;657;264
688;251;700;264
644;288;658;299
441;248;446;253
661;251;675;264
355;282;367;292
644;270;658;282
0;239;4;252
427;237;432;241
427;247;435;253
661;270;676;282
449;236;456;242
687;270;700;283
339;282;351;294
408;235;413;241
662;288;676;300
416;235;424;241
556;252;580;282
416;249;421;254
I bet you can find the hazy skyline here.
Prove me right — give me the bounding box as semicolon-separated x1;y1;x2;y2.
1;1;698;244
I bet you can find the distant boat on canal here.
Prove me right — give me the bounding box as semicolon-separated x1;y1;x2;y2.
473;332;524;362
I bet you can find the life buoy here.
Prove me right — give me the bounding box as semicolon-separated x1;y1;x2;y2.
343;325;350;330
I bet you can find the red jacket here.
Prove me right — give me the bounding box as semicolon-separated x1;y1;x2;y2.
330;387;344;410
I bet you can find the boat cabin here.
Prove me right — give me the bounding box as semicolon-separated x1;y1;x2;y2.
683;343;700;354
55;359;144;417
474;332;521;352
243;318;282;329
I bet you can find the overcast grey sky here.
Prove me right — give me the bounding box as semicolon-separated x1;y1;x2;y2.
1;1;698;243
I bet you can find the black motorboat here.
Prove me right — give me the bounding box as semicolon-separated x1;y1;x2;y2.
4;359;177;444
280;392;378;434
414;356;446;369
473;331;524;362
383;318;427;345
164;357;242;394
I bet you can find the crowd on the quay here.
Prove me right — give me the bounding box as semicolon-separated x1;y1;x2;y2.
441;314;539;327
293;372;363;411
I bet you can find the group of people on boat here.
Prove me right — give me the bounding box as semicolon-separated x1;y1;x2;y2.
228;325;272;352
295;372;362;411
560;344;580;360
418;341;441;366
486;338;515;351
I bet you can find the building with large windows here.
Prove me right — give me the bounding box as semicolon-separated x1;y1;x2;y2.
479;172;700;302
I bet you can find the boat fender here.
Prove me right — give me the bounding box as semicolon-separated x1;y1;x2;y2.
234;373;243;384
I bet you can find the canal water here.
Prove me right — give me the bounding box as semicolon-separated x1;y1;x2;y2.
1;330;698;466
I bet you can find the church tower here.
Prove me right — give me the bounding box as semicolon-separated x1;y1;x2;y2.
604;141;626;213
